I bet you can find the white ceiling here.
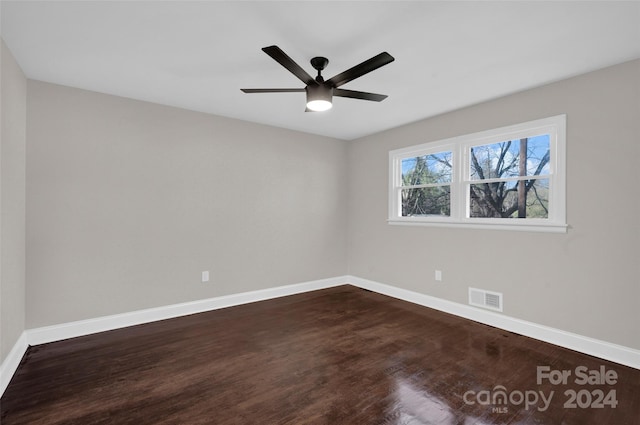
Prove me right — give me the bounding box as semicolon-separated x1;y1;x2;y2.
2;1;639;140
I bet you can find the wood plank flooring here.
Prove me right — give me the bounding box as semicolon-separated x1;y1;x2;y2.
1;286;638;424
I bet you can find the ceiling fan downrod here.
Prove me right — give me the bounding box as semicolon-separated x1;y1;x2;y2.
310;56;329;83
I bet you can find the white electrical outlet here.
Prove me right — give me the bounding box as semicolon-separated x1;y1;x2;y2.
435;270;442;281
201;271;210;282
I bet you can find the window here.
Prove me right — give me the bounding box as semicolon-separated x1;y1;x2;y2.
389;115;567;232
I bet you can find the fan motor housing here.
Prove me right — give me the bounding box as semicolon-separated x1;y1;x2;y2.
306;83;333;101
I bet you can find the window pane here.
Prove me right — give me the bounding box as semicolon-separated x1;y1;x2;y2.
401;152;452;186
525;135;551;176
470;141;518;180
470;137;550;180
402;187;450;217
469;179;549;218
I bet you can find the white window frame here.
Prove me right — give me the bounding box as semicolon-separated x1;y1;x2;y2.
389;115;567;233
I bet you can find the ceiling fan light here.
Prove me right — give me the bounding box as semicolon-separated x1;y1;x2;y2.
306;99;332;112
306;84;333;112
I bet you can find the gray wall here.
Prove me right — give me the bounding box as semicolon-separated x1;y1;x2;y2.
1;39;27;363
26;81;348;328
13;58;640;354
347;59;640;350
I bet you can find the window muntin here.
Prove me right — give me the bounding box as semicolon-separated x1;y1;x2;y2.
389;115;566;232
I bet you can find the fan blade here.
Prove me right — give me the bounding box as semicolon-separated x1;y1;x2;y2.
262;45;316;86
241;88;305;93
326;52;394;88
334;89;388;102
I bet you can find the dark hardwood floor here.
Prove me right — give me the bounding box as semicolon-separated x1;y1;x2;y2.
1;285;638;424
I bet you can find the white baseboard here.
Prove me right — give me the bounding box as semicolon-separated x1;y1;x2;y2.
2;274;638;398
0;331;28;396
26;276;346;346
346;275;640;370
0;276;345;397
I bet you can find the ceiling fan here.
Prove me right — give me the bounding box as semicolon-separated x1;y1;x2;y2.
241;45;394;112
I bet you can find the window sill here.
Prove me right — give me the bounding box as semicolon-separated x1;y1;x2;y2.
387;219;568;233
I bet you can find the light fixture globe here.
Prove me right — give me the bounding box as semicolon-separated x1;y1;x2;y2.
305;84;333;112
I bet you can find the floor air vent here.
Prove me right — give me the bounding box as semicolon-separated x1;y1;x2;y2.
469;287;503;312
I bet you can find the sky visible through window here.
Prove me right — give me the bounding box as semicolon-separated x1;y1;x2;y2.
401;151;452;185
470;135;550;180
401;135;550;180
